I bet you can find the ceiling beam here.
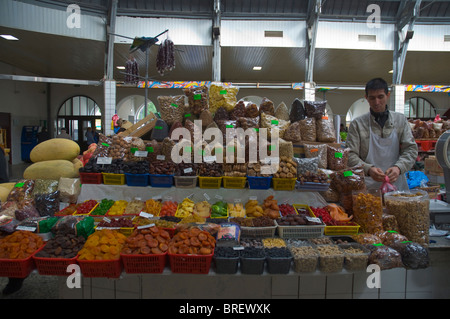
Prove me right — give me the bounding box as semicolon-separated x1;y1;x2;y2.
393;0;422;84
212;0;221;82
105;0;118;80
305;0;321;83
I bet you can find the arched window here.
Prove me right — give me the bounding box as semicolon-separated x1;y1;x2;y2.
57;96;102;151
405;97;436;119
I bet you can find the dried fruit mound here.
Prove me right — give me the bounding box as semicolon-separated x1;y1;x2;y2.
78;229;126;260
122;227;171;255
0;231;44;259
168;227;215;255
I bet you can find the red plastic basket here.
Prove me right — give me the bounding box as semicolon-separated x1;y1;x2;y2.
168;253;213;274
79;172;103;184
77;258;123;278
0;245;45;278
33;255;78;276
121;253;167;274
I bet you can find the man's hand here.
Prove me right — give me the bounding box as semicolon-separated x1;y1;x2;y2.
386;166;401;183
368;166;385;182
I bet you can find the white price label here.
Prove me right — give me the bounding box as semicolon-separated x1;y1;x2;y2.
234;198;242;203
233;246;244;250
15;226;36;232
184;167;193;174
139;212;153;218
152;195;162;201
103;217;111;223
97;157;112;164
215;194;223;200
156;155;166;161
305;216;322;224
134;151;148;157
138;223;156;229
249;196;257;201
204;155;216;162
203;193;210;201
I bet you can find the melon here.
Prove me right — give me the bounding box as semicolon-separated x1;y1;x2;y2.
0;186;10;203
23;160;78;180
30;138;80;162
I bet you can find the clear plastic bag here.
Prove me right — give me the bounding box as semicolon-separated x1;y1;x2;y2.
352;190;383;234
327;146;349;171
51;215;95;239
158;95;185;125
289;98;306;122
304;143;327;169
35;190;60;217
390;241;430;269
260;113;290;139
32;179;59;196
58;177;81;204
15;199;40;221
283;121;302;143
299;117;316;142
208;82;239;113
304;100;327;119
7;179;35;202
275;102;290;121
368;245;403;270
259;97;275;116
316;116;336;143
184;85;209;115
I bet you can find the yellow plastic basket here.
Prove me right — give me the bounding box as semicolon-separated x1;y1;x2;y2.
222;176;246;189
272;178;296;191
198;176;222;189
102;173;125;185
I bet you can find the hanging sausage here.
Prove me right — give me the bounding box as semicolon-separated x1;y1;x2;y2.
156;38;175;76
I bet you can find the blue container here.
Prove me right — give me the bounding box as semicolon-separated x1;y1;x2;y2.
247;176;272;190
125;173;149;187
149;174;174;188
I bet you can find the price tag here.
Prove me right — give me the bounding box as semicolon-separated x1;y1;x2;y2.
220;89;227;95
138;223;156;229
163;195;173;202
310;148;318;153
193;94;202;100
334;152;343;158
249;196;257;201
97;157;112;164
134;197;141;201
139;212;153;218
234;198;242;203
204;155;216;162
233;246;244;251
184;167;193;174
171;103;179;108
156;155;166;161
135;151;148;157
155;126;163;130
16;226;36;232
343;171;353;177
146;146;154;153
203;193;210;201
271;120;279;125
305;216;321;224
187;193;195;199
215;194;223;200
103;217;112;223
152;195;162;201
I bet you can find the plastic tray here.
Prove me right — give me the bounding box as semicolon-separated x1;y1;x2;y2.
198;176;222;189
149;174;174;188
240;256;265;274
266;255;292;274
125;173;149;187
79;172;102;184
323;223;360;236
121;252;167;274
168;253;213;274
222;176;247;189
277;205;325;239
33;254;78;276
240;225;277;238
272;178;296;191
174;175;198;188
0;245;45;278
102;173;125;185
247;176;272;190
339;243;370;271
213;256;239;274
77;258;123;278
290;245;319;273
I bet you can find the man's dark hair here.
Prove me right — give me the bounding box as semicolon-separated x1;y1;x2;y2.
365;78;389;96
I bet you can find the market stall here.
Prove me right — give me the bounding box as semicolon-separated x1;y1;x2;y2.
0;86;448;299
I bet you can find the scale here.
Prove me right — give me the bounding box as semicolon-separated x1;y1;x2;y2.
430;130;450;225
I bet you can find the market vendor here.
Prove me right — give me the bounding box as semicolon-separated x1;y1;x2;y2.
346;78;418;191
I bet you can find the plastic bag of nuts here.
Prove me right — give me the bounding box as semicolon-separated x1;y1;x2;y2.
158;95;185;125
208;82;239;113
304;100;327;119
316;116;336;143
384;190;430;247
259;97;275;116
304;143;327;169
184;85;209;115
327;146;349;171
299;117;316;142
